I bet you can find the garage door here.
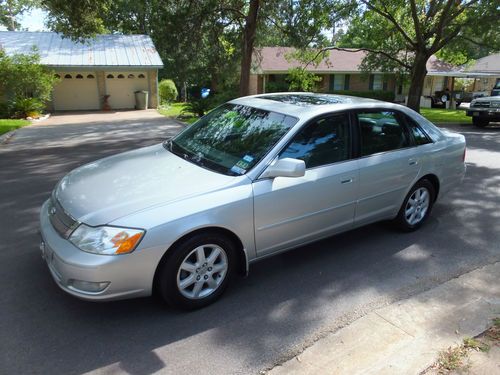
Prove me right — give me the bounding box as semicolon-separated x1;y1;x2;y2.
53;72;100;111
105;72;149;109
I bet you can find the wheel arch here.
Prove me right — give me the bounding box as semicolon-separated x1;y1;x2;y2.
152;226;248;294
420;174;440;201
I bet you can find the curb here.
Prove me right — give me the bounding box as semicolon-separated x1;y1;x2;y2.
266;262;500;375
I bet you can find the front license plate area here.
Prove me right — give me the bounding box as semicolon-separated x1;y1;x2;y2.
473;112;479;116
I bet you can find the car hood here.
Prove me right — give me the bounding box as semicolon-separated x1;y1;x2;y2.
54;143;239;226
473;95;500;102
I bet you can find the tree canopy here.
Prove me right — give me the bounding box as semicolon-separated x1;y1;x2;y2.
337;0;500;111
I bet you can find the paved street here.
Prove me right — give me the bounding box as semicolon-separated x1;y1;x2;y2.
0;113;499;375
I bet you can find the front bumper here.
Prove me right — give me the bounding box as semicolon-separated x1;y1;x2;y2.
39;200;154;301
466;107;500;120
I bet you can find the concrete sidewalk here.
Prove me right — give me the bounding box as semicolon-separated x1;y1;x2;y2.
268;262;500;375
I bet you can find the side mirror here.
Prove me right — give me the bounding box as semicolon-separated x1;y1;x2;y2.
261;158;306;179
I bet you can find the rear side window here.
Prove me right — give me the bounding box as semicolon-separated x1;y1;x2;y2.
404;115;432;145
357;111;409;156
280;113;350;168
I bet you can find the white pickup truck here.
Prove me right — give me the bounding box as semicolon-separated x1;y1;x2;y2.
466;84;500;127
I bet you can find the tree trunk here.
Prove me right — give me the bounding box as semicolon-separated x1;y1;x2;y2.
239;0;260;97
406;52;429;112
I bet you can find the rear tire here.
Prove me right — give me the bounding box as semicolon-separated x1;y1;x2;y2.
472;117;489;128
156;232;236;310
395;179;435;232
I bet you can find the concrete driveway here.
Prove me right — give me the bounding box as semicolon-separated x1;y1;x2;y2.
0;114;499;375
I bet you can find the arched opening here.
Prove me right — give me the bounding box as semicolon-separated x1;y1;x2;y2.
106;74;114;79
128;74;135;79
76;74;83;79
117;74;125;79
64;74;72;79
138;74;146;79
87;74;95;79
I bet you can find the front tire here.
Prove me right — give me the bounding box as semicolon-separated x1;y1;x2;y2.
395;179;435;231
156;232;236;310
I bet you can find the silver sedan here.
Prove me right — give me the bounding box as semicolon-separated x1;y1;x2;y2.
39;93;466;309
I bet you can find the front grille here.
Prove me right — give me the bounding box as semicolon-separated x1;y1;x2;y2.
473;101;490;108
48;196;78;239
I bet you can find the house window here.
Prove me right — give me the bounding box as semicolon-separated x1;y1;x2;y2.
128;74;135;79
329;74;350;91
107;74;114;79
138;74;146;79
369;74;383;90
117;74;125;79
76;74;83;79
64;74;72;79
87;74;95;79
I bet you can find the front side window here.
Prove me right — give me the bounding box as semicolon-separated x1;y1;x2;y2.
169;104;298;176
358;111;409;156
280;113;350;168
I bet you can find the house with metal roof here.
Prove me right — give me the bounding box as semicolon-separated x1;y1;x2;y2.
0;31;164;111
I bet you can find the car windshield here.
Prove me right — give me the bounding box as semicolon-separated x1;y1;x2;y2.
166;104;298;176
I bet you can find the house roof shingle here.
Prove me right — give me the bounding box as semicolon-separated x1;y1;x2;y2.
252;47;461;75
0;31;163;68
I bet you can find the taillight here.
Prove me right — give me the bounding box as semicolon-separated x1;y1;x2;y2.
462;147;466;162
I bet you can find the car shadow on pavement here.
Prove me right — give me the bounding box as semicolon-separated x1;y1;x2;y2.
1;123;499;375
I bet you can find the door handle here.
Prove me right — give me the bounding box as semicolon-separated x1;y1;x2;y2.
409;159;419;166
341;178;353;184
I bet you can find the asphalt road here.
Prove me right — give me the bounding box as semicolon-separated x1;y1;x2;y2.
1;114;499;375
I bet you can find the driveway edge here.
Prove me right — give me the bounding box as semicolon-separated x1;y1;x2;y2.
266;262;500;375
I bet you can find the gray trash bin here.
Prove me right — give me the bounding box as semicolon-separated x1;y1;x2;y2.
134;90;149;110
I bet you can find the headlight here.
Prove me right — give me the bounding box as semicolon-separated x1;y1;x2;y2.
69;224;145;255
491;101;500;108
470;100;476;107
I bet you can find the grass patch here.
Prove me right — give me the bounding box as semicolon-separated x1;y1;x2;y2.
437;345;469;372
463;337;490;352
420;108;471;124
0;119;30;135
158;102;199;124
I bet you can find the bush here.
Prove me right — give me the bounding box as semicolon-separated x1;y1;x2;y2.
286;68;322;92
11;98;45;119
331;90;395;102
182;98;212;117
0;102;11;118
266;81;289;93
158;79;178;104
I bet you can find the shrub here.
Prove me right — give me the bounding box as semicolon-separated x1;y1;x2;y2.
331;90;395;102
286;68;322;92
266;81;289;93
0;102;11;118
158;79;178;104
182;98;212;117
11;98;45;119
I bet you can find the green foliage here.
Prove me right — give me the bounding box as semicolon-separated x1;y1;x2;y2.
0;50;58;118
182;98;212;117
0;50;59;103
330;90;395;102
158;79;178;104
0;0;38;31
266;81;290;93
10;97;45;118
286;68;322;92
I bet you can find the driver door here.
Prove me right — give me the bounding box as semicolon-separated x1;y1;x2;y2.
252;113;359;256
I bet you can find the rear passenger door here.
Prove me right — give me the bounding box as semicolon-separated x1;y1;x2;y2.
354;109;421;225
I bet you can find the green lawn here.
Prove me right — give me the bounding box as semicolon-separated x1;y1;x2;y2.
158;103;199;124
0;119;30;135
420;108;471;124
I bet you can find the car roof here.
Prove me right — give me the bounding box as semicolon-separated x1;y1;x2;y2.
229;92;405;119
